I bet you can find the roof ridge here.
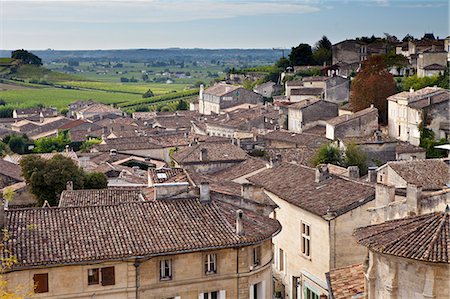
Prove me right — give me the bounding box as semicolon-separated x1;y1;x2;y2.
423;212;449;260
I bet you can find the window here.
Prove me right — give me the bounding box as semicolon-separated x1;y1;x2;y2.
202;291;219;299
204;253;217;274
33;273;48;293
252;246;261;267
88;268;100;285
87;267;115;286
304;286;319;299
278;248;284;272
160;259;172;280
301;222;311;258
101;266;115;286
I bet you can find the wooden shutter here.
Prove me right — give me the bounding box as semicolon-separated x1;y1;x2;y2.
101;266;115;286
33;273;49;293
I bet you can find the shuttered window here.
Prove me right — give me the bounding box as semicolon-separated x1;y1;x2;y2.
33;273;49;293
101;266;115;286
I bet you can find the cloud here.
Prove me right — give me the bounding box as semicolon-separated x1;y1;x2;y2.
3;0;321;24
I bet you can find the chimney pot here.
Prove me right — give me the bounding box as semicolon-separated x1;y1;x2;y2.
236;209;244;235
66;181;73;191
199;182;210;203
200;148;208;161
367;167;377;183
315;164;330;183
347;166;360;179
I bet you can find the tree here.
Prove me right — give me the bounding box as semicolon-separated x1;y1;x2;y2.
79;138;102;153
3;135;29;154
351;55;396;124
0;141;10;157
344;143;368;175
84;172;108;189
275;57;290;69
312;144;343;166
20;155;106;206
33;131;70;153
11;49;42;66
176;100;188;111
142;89;154;98
289;43;314;66
313;36;332;66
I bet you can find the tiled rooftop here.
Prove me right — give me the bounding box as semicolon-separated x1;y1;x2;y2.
248;163;374;218
262;130;329;148
327;106;377;126
148;168;187;184
4;199;280;269
0;159;23;182
59;189;144;207
326;264;364;299
173;142;247;164
204;84;240;97
290;87;323;96
385;159;449;190
354;211;450;263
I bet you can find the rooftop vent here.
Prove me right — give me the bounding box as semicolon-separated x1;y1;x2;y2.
236;209;244;235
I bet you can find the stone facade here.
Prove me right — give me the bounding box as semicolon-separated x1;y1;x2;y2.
365;251;449;299
6;240;274;299
416;51;447;78
326;107;378;140
332;40;367;65
199;85;262;115
287;100;338;133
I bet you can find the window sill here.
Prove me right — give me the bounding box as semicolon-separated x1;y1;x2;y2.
205;271;217;275
301;254;311;261
160;277;172;281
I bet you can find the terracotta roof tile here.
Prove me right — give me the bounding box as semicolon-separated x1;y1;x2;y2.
290;87;323;96
354;211;450;263
326;264;364;299
204;84;240;97
173;142;247;164
59;189;143;207
262;130;329;148
248;163;374;217
148;168;187;184
3;199;280;269
0;159;23;182
385;159;449;190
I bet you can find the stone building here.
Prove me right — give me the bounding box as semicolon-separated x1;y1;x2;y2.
370;159;450;224
325;106;378;140
416;50;447;78
2;185;281;299
75;103;123;120
172;141;248;174
199;83;262;115
354;210;450;299
387;87;450;146
332;40;367;65
253;81;281;98
247;163;375;299
286;99;338;133
0;159;23;189
302;76;350;103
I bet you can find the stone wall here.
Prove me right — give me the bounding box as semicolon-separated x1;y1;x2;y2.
332;109;378;139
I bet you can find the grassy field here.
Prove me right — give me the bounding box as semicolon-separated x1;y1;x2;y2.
57;81;190;95
0;87;141;108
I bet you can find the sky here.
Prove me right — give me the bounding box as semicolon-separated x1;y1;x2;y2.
0;0;448;50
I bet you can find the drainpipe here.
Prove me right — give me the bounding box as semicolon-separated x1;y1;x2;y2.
134;260;141;299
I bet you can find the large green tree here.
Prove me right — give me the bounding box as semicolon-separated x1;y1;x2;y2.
313;36;332;66
351;55;396;124
20;154;107;206
11;49;42;66
289;43;314;66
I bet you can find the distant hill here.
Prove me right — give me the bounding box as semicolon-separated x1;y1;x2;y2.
0;48;285;64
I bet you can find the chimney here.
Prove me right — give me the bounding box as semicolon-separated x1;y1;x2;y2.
409;87;414;93
367;167;377;183
347;166;360;179
199;182;210;203
65;145;69;153
199;84;204;100
200;148;208;161
406;183;422;215
236;209;244;235
66;181;73;191
241;183;266;203
0;197;6;229
431;44;436;52
315;164;330;183
236;138;241;147
110;149;117;156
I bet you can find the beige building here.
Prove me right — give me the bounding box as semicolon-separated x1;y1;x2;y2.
199;83;262;115
247;163;375;299
416;50;447;78
2;185;281;299
387;87;450;146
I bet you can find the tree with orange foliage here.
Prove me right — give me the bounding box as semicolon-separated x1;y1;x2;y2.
351;55;396;124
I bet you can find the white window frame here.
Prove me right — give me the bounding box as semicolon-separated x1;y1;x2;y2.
199;290;226;299
204;253;217;275
159;259;172;281
252;246;261;267
301;222;311;259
